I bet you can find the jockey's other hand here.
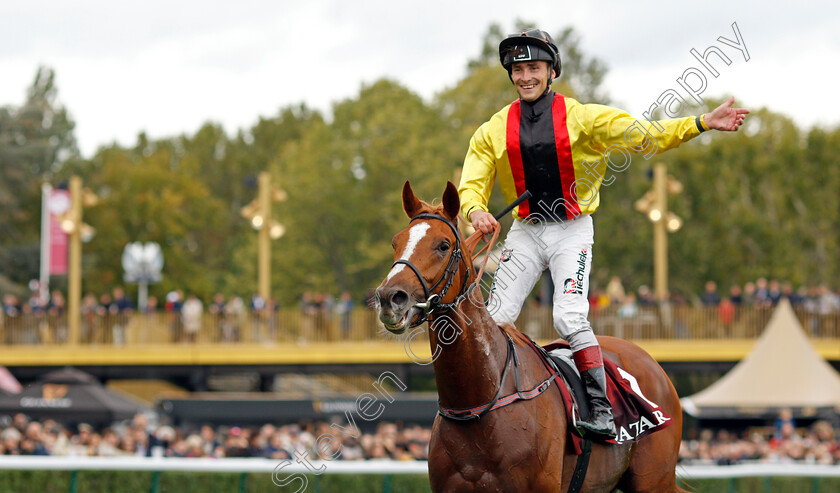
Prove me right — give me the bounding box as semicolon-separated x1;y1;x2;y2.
470;210;499;235
704;97;750;132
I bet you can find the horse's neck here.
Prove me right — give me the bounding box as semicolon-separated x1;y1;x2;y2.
428;291;509;409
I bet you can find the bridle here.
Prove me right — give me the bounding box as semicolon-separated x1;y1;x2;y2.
390;213;471;328
388;189;528;329
390;211;501;328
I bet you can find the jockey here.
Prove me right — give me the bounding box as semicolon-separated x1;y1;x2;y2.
458;28;748;439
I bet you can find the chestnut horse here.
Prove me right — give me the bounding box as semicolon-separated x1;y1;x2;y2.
375;181;686;492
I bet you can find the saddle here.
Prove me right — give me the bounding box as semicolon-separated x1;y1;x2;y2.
535;340;674;453
543;347;591;427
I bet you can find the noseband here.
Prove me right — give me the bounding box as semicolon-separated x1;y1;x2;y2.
391;213;471;327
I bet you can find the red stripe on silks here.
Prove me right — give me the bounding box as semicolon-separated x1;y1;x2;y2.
506;100;530;217
551;94;581;218
572;345;604;371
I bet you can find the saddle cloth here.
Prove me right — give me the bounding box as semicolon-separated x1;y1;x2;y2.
540;341;674;454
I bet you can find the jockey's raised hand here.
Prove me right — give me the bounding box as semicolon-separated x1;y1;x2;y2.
703;96;750;132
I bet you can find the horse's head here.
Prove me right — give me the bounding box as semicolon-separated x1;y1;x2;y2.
375;180;469;334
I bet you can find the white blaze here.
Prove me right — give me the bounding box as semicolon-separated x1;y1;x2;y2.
385;223;431;282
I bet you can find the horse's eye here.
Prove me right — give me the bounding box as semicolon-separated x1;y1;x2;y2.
391;239;397;250
437;241;450;253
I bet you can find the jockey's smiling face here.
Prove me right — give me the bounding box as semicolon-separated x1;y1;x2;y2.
511;60;553;102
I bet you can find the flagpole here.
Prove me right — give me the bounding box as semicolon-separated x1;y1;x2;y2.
39;182;52;304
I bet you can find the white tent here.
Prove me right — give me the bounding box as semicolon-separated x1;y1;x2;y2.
681;299;840;418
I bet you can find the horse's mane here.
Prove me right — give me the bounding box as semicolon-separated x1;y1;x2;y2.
412;199;446;217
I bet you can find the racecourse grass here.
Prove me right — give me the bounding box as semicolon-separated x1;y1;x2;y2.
678;475;840;493
0;470;73;493
0;471;434;492
0;471;838;492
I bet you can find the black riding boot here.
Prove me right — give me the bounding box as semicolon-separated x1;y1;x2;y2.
578;366;617;439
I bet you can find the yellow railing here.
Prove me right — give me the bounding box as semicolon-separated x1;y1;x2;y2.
0;305;837;346
0;308;381;345
520;304;840;340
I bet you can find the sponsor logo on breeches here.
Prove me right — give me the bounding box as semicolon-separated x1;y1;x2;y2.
563;248;588;295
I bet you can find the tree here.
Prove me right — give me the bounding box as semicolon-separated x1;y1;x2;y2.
271;80;453;303
220;104;325;298
0;67;78;288
77;142;227;300
594;102;840;297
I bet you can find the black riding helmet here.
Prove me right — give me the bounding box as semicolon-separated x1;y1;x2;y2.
499;28;562;80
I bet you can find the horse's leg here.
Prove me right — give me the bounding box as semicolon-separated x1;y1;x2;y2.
599;337;687;493
430;404;568;492
562;442;633;492
615;424;686;492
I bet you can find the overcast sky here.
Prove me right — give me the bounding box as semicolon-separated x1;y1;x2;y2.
1;0;837;157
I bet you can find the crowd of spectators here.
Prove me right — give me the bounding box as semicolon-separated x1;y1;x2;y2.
4;411;840;466
588;276;840;314
3;277;840;344
297;291;355;342
1;284;137;344
1;284;362;344
680;418;840;465
581;276;840;338
0;413;429;461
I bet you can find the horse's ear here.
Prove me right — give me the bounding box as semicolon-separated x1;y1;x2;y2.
402;181;423;219
442;181;460;222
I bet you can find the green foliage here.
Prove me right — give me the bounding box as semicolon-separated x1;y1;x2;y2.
588;95;840;297
274;80;454;301
65;141;228;300
0;67;78;290
668;103;836;294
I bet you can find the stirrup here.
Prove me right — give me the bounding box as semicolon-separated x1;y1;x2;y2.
577;412;616;439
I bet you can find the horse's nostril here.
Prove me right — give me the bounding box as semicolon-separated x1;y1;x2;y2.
390;290;408;308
